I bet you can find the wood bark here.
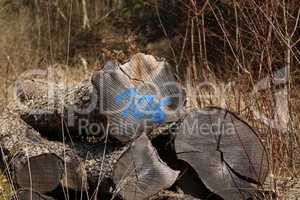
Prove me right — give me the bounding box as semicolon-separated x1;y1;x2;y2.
0;105;179;200
0;106;124;197
14;189;56;200
15;79;107;142
16;53;186;143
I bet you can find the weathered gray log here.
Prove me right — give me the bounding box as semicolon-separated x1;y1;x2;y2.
17;54;185;143
14;189;57;200
16;53;185;144
0;106;179;200
0;107;87;193
0;107;124;196
174;107;269;200
4;54;272;200
112;133;179;200
15;79;107;141
91;53;186;143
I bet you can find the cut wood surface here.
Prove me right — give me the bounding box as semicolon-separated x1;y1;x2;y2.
119;53;185;112
174;107;269;200
91;53;186;143
113;133;179;200
14;189;56;200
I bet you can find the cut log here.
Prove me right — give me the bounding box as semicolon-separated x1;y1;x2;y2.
0;107;123;196
91;53;186;143
14;189;57;200
0;107;179;199
92;62;140;143
15;79;107;141
151;129;223;200
14;53;186;144
112;133;179;200
14;153;64;193
174;107;269;200
119;53;185;113
0;107;87;193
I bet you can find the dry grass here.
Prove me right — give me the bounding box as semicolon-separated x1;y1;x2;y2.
179;0;300;198
0;0;299;199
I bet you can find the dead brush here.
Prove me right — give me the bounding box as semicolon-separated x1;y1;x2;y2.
175;0;300;198
0;0;299;199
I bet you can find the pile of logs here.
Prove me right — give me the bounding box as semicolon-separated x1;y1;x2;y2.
0;53;269;200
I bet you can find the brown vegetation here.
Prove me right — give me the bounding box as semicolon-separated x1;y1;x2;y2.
0;0;299;199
